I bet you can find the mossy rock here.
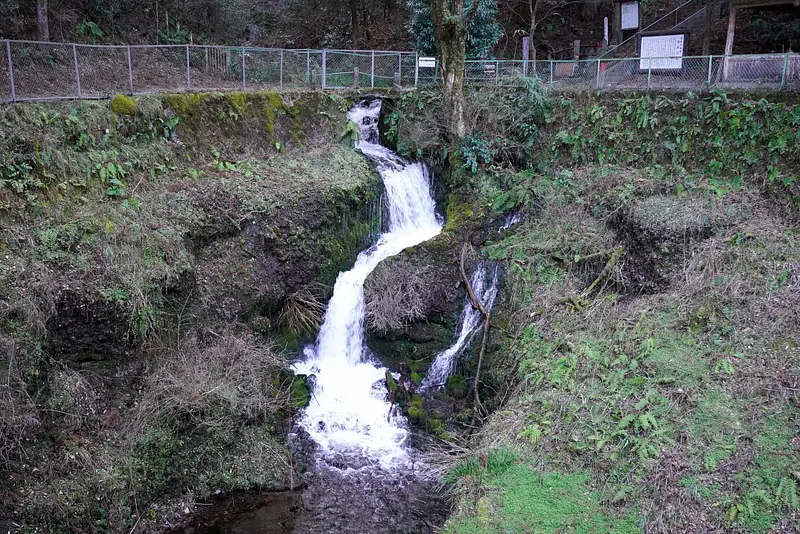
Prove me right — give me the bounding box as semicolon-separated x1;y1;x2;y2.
445;198;474;232
110;94;138;116
290;375;311;409
446;375;469;399
408;394;425;422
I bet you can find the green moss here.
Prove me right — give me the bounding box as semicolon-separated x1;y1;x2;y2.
445;198;474;232
290;375;311;409
110;94;138;116
445;375;468;399
408;394;425;422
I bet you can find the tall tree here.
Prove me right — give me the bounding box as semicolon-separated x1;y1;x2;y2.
36;0;49;41
702;0;713;55
350;0;361;47
409;0;502;58
526;0;581;62
427;0;498;141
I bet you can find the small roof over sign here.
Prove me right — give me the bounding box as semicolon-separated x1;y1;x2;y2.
731;0;798;8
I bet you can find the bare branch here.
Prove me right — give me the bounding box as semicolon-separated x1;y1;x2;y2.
460;243;489;417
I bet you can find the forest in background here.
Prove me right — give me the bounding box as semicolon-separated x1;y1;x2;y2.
2;0;799;60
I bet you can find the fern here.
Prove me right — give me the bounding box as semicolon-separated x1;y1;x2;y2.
775;477;800;509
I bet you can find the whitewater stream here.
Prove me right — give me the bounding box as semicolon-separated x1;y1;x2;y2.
290;100;446;533
422;264;499;390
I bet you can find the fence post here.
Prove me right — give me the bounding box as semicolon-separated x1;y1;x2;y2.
496;60;500;84
371;50;375;88
595;58;601;89
186;44;191;89
414;52;419;89
549;58;553;85
781;52;789;88
647;57;652;89
242;47;246;89
322;49;327;89
126;45;133;94
280;49;284;87
707;55;713;86
6;40;15;103
397;53;402;87
72;43;82;98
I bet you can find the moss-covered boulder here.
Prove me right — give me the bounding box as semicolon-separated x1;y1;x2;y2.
110;93;138;116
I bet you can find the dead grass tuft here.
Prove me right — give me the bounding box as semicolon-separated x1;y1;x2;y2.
278;283;327;335
0;337;40;469
365;258;433;333
133;332;290;433
629;194;750;239
43;365;101;432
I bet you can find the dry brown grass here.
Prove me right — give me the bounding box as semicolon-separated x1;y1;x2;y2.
0;337;39;469
365;258;433;333
42;364;101;432
278;283;327;335
133;331;291;433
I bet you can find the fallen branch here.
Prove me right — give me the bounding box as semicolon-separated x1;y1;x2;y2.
460;243;489;418
557;246;623;311
583;246;622;296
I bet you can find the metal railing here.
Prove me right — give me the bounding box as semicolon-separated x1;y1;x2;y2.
467;53;800;91
0;39;798;103
0;40;419;102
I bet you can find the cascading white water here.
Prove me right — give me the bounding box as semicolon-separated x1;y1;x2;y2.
499;211;521;232
293;100;442;469
421;264;499;389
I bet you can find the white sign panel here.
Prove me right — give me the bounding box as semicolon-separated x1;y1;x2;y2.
621;2;639;30
418;56;436;68
639;34;685;70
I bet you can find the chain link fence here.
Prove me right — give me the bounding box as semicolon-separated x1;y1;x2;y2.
1;39;798;103
465;53;800;91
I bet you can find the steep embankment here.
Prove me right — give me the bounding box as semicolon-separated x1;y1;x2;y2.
383;89;800;533
0;91;383;532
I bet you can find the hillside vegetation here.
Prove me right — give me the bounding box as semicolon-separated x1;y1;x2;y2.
388;87;800;533
0;90;381;532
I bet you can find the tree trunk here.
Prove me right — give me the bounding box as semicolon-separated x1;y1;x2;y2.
431;0;468;141
702;0;714;56
528;0;539;62
350;0;360;47
36;0;50;41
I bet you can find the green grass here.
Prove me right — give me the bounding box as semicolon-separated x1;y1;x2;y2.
446;467;639;534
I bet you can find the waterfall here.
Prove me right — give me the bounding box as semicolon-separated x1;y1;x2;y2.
293;100;442;469
421;264;499;389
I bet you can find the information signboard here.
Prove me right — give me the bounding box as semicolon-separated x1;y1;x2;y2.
639;34;686;70
418;57;436;68
621;2;639;30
